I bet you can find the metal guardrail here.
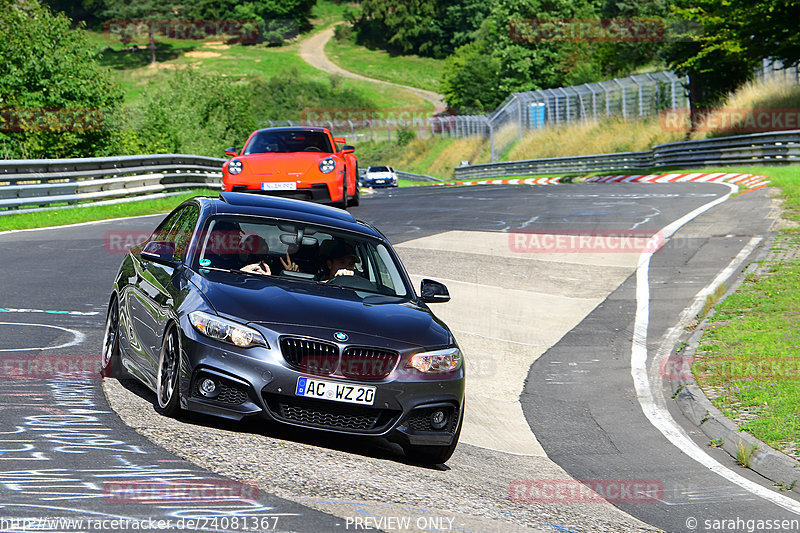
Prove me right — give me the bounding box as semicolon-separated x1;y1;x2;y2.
357;167;442;183
0;154;225;213
395;170;442;183
454;130;800;180
0;154;440;214
3;130;797;213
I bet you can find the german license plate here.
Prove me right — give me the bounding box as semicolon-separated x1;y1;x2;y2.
295;377;375;406
261;182;297;191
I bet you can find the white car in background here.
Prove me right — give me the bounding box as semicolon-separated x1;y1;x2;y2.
362;166;399;188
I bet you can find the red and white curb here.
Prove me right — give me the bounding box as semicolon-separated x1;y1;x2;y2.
427;173;769;189
586;172;769;189
427;177;567;187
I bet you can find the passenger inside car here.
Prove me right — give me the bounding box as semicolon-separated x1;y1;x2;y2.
239;234;298;275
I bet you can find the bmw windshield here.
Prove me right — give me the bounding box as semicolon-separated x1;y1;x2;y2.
197;217;410;298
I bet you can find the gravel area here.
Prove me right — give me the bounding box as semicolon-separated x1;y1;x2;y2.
103;378;658;532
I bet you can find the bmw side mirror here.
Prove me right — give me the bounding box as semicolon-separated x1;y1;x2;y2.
341;145;355;154
225;147;238;156
420;279;450;303
141;240;179;267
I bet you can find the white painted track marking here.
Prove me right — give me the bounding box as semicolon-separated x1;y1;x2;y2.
631;183;800;514
0;322;85;352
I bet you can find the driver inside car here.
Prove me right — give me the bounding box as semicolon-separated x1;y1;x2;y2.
320;240;358;281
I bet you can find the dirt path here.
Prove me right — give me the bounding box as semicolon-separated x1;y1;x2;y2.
299;26;446;112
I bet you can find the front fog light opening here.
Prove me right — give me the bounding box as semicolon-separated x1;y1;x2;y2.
430;409;448;430
199;378;219;398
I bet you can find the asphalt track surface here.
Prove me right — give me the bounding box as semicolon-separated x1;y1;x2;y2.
1;183;797;532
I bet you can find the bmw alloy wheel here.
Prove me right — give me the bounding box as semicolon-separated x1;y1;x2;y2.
157;326;182;416
101;297;120;377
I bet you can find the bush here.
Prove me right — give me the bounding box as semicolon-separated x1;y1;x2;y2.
125;70;257;156
333;23;352;42
0;0;123;158
396;129;416;146
123;68;379;157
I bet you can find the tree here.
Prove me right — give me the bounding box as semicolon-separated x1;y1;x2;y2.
440;40;504;112
0;0;123;158
353;0;490;59
482;0;600;95
664;0;799;112
186;0;318;36
102;1;187;65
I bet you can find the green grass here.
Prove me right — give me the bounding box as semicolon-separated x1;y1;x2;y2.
310;0;359;32
725;166;800;221
689;164;800;456
325;34;445;92
90;29;431;111
0;190;218;231
693;239;800;456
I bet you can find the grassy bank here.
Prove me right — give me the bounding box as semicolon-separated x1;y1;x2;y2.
91;33;430;112
689;163;800;459
357;134;492;180
325;34;445;91
693;230;800;459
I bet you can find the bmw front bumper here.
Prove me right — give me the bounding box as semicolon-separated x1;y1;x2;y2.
177;322;465;446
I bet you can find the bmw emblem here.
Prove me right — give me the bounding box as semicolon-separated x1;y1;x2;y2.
334;332;349;342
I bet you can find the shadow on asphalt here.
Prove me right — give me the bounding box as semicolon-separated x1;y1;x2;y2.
114;377;450;471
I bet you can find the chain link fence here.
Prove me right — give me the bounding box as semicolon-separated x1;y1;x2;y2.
274;70;690;159
265;62;800;162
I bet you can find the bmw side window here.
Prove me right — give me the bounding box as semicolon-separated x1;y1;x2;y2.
150;207;185;243
170;206;199;262
375;244;406;296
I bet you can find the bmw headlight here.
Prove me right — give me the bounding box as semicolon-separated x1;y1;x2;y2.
409;347;462;373
189;311;267;348
319;158;336;174
228;159;243;175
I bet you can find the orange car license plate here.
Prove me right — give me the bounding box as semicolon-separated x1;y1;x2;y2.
261;182;297;191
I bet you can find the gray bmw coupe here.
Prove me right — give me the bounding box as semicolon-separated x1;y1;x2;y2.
102;193;464;464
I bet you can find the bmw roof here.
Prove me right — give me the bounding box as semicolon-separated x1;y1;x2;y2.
202;192;378;237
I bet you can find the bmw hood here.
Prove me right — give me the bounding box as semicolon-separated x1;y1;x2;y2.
189;271;451;348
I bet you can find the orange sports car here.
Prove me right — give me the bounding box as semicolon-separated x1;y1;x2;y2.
222;126;359;208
